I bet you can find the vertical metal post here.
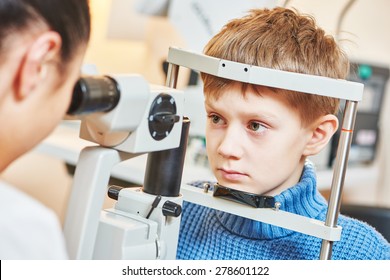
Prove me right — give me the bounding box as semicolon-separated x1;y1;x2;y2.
143;118;190;196
320;100;358;259
166;63;179;88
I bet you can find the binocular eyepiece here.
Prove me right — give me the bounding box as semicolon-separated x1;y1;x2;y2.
67;76;121;115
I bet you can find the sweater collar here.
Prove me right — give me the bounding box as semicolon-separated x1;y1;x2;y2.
215;162;328;239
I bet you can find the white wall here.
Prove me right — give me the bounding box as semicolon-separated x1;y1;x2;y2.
283;0;390;63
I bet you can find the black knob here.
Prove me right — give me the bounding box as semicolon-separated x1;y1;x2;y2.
148;93;178;140
107;185;124;200
162;201;182;217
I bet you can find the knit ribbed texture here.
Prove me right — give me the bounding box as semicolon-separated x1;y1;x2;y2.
177;163;390;260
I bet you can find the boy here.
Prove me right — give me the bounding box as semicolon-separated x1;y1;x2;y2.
176;7;390;259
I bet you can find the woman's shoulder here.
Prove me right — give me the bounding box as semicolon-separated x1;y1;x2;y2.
0;181;67;259
0;180;55;220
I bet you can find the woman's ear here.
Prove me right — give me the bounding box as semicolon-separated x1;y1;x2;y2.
15;31;62;100
303;114;339;157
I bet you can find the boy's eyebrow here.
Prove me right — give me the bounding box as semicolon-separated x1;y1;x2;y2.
244;112;278;121
204;100;215;109
204;100;220;112
204;100;280;122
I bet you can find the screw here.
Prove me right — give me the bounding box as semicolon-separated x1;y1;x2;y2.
203;183;211;193
274;202;281;211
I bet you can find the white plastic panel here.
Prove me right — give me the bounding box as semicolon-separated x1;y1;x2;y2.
181;184;342;241
167;47;364;101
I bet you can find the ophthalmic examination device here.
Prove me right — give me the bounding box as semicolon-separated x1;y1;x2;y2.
64;47;363;260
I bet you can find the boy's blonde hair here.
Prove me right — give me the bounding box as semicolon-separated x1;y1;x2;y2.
201;7;350;127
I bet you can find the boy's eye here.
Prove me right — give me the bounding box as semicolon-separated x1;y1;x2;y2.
209;114;222;124
248;121;267;132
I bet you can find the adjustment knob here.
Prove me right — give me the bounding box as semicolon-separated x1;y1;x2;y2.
107;185;124;201
162;201;182;217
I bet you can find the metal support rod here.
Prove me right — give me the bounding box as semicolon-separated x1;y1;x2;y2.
320;100;358;260
166;63;179;88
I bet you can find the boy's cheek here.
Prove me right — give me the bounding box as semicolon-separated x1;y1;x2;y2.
206;135;221;152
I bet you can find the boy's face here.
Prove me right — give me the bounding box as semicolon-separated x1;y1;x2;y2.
205;83;314;196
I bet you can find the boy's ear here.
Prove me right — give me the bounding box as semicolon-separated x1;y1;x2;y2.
16;31;62;100
303;114;339;156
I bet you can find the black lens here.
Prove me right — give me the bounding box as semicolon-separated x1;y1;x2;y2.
67;76;120;115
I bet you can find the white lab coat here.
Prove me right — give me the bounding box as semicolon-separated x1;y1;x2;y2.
0;180;68;259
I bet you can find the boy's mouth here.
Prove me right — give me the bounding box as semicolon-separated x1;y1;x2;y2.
217;168;248;181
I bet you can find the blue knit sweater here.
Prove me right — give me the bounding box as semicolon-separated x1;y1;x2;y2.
176;164;390;260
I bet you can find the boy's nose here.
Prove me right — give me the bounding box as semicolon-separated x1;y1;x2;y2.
217;127;244;159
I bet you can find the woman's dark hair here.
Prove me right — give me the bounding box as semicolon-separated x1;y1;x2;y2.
0;0;91;61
